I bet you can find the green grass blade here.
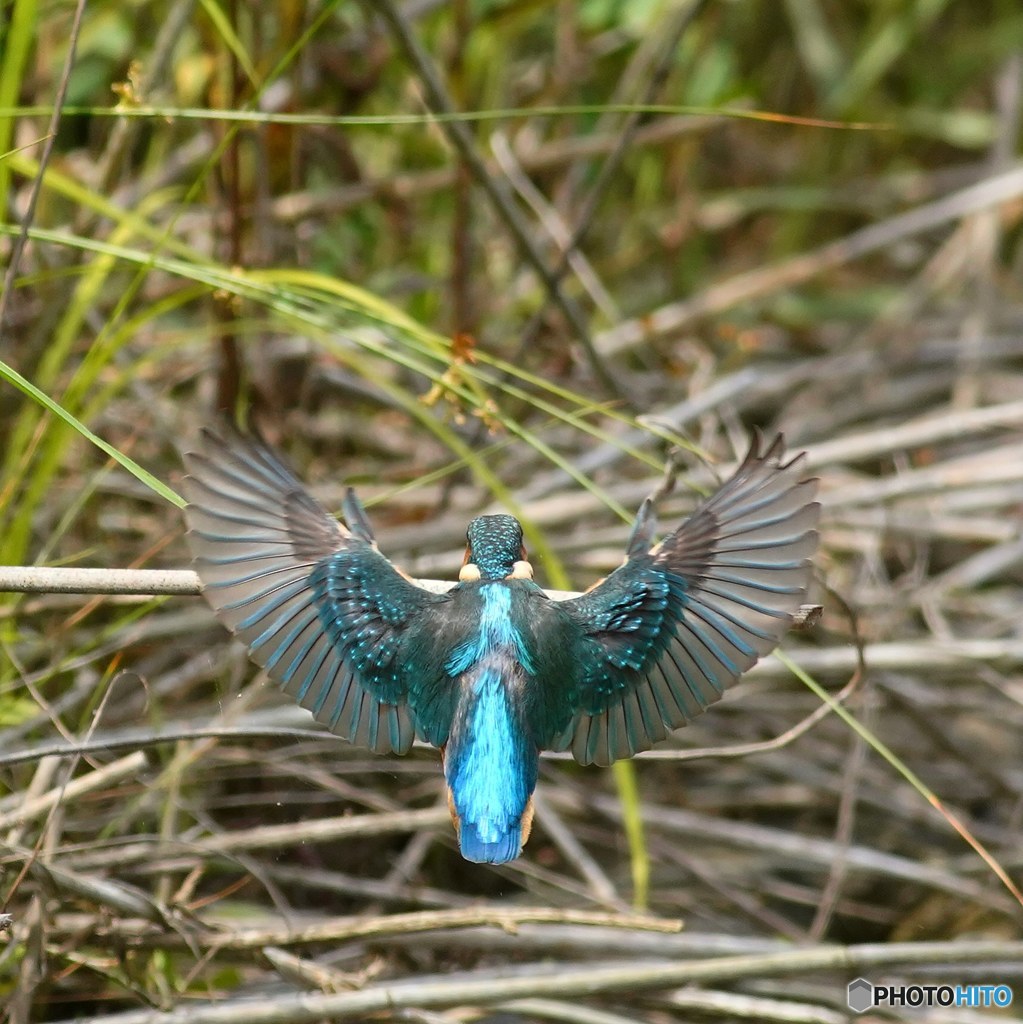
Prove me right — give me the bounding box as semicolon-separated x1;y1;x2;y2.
777;649;1023;909
0;358;182;508
612;759;649;910
0;0;37;214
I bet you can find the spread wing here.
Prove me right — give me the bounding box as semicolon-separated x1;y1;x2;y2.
554;433;819;766
181;428;447;754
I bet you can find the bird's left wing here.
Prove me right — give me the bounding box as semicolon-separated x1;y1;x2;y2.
554;433;819;766
182;428;448;755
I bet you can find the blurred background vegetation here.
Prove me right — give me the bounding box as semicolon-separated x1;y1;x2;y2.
2;0;1023;1020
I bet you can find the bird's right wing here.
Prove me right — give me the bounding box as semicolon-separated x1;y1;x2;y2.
182;428;448;754
554;434;819;766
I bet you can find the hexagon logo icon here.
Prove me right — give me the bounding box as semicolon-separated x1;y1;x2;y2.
848;978;873;1013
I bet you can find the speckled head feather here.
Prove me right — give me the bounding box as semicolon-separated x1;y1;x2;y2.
465;514;524;580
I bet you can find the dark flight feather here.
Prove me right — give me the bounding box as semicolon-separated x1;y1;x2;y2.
553;433;819;766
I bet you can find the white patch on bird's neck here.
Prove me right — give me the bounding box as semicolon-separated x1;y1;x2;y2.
459;559;531;581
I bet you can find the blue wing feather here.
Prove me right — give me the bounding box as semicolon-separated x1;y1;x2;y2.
556;433;819;766
182;428;447;755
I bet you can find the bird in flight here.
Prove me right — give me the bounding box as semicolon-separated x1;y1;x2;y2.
182;429;819;864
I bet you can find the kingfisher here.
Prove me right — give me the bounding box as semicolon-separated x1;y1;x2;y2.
182;428;819;864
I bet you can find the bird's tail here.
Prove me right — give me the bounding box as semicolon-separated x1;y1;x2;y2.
442;663;537;864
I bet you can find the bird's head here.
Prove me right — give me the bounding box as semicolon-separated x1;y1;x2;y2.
460;514;532;582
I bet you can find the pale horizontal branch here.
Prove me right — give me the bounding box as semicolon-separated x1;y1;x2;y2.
0;565;485;596
0;565;820;625
0;565;476;597
0;566;203;596
60;906;682;951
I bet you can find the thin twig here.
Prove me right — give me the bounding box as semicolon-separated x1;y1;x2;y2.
368;0;626;401
2;842;166;922
0;752;148;831
87;0;198;202
77;906;682;951
589;795;1014;912
271;114;723;223
595;163;1023;354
